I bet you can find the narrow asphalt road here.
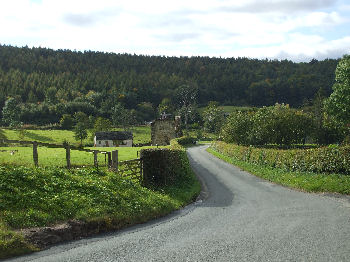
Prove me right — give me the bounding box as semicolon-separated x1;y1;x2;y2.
8;146;350;262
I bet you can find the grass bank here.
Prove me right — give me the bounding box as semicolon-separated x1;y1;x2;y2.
207;147;350;195
0;150;200;259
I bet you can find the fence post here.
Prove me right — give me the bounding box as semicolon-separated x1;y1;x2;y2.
33;141;38;167
111;150;118;171
107;152;112;168
139;157;143;183
65;143;71;169
93;150;98;168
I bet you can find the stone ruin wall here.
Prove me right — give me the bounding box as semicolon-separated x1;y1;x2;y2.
151;119;176;146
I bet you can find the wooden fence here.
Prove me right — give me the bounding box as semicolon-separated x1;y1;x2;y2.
1;139;144;182
1;139;118;169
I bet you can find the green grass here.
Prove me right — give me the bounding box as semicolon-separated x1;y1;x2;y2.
207;147;350;195
0;160;200;259
0;142;200;259
0;126;154;168
0;146;165;167
0;126;151;147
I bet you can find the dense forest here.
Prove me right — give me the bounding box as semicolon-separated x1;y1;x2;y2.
0;44;339;125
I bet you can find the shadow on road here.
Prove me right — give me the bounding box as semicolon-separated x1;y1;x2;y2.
187;152;234;208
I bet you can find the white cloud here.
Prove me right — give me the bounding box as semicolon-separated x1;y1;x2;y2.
0;0;349;61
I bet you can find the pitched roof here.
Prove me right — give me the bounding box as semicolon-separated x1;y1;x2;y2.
95;131;133;140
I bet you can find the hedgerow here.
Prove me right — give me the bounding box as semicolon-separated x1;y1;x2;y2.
212;141;350;174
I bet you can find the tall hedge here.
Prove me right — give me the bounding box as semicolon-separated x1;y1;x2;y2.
140;148;190;188
213;141;350;174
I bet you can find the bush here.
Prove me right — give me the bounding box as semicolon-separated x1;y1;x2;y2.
221;111;252;145
175;136;196;146
212;141;350;174
140;148;189;188
221;104;312;146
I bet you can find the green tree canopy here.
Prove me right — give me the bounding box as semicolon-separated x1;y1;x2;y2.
325;55;350;125
203;101;224;134
2;97;22;127
60;114;74;130
74;122;88;146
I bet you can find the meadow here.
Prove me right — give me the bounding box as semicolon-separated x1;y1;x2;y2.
0;126;151;147
0;126;153;167
0;146;161;167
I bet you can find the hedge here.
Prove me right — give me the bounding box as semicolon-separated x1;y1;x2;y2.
173;137;197;146
212;141;350;174
140;141;194;188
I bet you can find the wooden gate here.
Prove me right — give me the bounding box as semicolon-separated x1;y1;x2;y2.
118;158;143;182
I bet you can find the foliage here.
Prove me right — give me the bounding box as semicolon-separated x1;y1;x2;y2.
157;98;175;116
221;104;312;146
174;136;197;146
0;45;339;126
325;55;350;126
212;141;350;175
208;147;350;195
112;103;135;130
2;98;22;128
73;122;88;146
59;114;74;130
140;146;198;190
136;102;156;122
93;117;112;132
202;101;225;134
175;84;198;129
73;111;90;128
221;110;253;145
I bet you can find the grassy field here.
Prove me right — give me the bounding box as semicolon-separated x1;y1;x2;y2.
0;146;161;167
0;126;153;167
0;126;151;146
207;147;350;195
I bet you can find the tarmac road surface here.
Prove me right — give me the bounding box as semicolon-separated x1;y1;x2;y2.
7;146;350;262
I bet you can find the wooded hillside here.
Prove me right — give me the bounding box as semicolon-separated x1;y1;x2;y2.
0;44;338;124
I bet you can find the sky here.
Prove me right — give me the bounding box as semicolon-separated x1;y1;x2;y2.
0;0;349;62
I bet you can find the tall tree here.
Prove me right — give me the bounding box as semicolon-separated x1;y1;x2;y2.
1;97;22;127
175;84;198;129
325;55;350;126
74;122;88;146
112;103;135;130
203;101;224;134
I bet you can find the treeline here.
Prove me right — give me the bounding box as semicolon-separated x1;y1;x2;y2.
0;44;339;125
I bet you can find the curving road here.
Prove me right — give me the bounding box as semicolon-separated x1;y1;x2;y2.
8;146;350;262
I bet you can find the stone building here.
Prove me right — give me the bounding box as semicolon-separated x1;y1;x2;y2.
151;115;182;146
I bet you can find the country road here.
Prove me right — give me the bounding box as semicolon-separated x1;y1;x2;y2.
7;146;350;262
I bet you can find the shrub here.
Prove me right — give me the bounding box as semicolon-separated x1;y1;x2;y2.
212;141;350;174
175;136;196;146
140;148;189;188
221;111;252;145
220;104;312;146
